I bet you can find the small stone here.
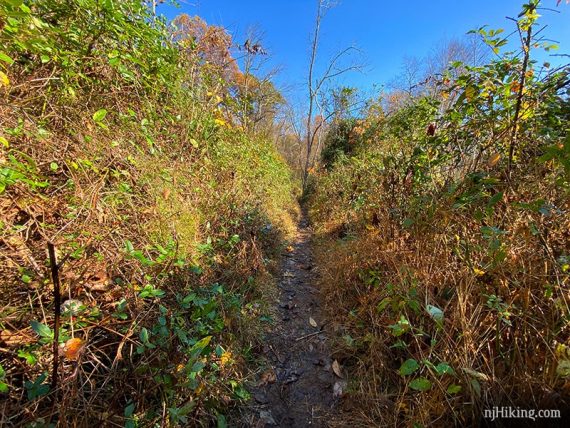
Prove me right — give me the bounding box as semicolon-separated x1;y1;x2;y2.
333;381;347;398
254;392;270;404
284;373;299;384
259;410;276;426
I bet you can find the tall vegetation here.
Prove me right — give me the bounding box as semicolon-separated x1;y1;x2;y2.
0;0;296;426
310;1;570;425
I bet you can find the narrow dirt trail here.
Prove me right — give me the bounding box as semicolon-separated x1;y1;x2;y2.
248;211;338;427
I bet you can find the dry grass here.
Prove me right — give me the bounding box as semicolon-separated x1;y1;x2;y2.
311;163;570;426
0;44;298;428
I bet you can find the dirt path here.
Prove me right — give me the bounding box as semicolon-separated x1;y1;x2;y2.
247;212;338;427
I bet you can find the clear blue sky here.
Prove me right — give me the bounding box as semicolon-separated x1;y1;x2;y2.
159;0;570;101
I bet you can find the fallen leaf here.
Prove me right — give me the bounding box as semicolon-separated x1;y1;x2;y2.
488;152;501;167
0;329;34;348
462;367;490;381
309;317;318;328
86;270;109;292
258;369;276;386
332;360;343;378
62;337;85;361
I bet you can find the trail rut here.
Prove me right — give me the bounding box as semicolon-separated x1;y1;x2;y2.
247;212;338;427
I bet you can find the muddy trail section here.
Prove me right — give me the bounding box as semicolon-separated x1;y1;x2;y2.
246;213;340;427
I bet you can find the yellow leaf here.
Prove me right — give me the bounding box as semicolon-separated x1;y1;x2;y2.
62;337;85;361
220;350;232;367
465;86;476;101
473;268;486;276
195;382;204;396
0;71;9;87
488;152;501;167
214;118;227;127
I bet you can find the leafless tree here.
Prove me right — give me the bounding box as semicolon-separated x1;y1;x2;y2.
302;0;363;190
237;27;284;134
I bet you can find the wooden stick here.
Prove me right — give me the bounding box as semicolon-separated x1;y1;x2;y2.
48;242;61;390
295;330;322;342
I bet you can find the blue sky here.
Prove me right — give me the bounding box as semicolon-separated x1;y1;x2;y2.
159;1;570;101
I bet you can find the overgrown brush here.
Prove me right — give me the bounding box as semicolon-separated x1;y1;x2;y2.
310;2;570;426
0;1;297;426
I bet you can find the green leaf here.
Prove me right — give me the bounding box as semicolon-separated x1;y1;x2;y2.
217;414;228;428
31;321;52;338
0;136;8;148
17;350;37;365
488;192;503;208
0;52;14;65
140;327;149;344
50;162;58;172
389;315;411;337
446;384;462;394
409;377;432;392
125;240;134;253
399;359;420;376
190;361;206;373
215;345;224;357
124;402;135;418
556;360;570;377
377;297;391;313
20;3;31;14
426;304;444;325
190;336;212;359
92;109;108;122
435;362;455;375
25;372;50;400
407;299;421;314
